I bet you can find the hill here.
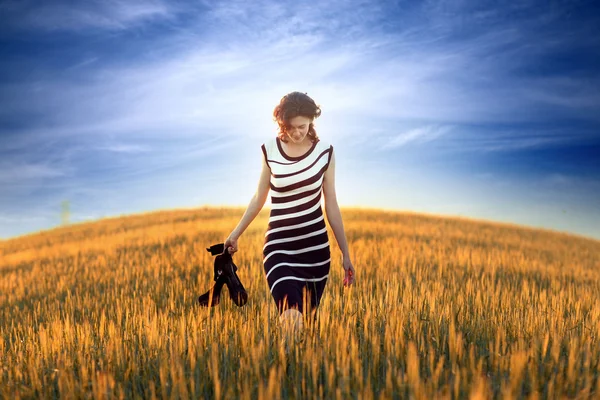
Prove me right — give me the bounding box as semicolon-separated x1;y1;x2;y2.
1;206;599;398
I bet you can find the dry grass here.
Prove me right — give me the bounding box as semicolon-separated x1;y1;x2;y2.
0;206;599;399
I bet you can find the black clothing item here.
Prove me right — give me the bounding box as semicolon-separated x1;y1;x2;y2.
198;243;248;307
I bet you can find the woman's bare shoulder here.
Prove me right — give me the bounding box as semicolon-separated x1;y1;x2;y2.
317;138;332;149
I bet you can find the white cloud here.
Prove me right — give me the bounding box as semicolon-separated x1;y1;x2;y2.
381;125;452;150
429;125;596;153
96;144;152;153
3;0;598;149
66;57;100;71
0;163;66;183
7;0;175;32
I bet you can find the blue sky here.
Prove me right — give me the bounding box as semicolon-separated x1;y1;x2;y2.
1;0;599;241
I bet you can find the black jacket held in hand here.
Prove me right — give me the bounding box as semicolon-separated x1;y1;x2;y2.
198;243;248;307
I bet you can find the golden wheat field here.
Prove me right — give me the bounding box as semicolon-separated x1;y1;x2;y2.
0;206;599;399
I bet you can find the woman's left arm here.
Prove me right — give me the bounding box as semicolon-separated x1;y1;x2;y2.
323;152;350;258
323;149;355;285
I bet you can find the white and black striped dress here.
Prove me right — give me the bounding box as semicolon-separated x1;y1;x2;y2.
261;137;333;315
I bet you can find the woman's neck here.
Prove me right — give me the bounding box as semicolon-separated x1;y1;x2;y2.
281;137;312;156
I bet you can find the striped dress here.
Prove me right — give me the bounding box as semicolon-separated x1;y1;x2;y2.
261;136;334;316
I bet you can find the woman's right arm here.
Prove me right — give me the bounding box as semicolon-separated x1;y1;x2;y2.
225;154;271;253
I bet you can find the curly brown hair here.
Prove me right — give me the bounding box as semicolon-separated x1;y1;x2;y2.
272;91;322;143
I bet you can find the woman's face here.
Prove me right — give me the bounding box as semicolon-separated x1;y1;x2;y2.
285;115;313;144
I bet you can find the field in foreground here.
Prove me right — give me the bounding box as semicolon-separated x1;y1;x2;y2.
1;206;599;399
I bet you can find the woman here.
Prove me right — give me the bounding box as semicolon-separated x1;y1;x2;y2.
224;91;355;349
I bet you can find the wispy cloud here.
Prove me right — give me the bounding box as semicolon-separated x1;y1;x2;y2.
0;162;66;183
2;0;598;148
95;143;152;153
541;173;600;194
380;126;452;150
440;128;591;153
66;57;100;71
522;76;600;115
1;0;176;32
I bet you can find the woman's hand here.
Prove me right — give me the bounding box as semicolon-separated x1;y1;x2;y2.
342;256;355;287
224;233;239;255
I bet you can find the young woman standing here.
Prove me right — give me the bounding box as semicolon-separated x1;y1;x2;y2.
224;91;355;351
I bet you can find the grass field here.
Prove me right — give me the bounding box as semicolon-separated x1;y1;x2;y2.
1;206;599;399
